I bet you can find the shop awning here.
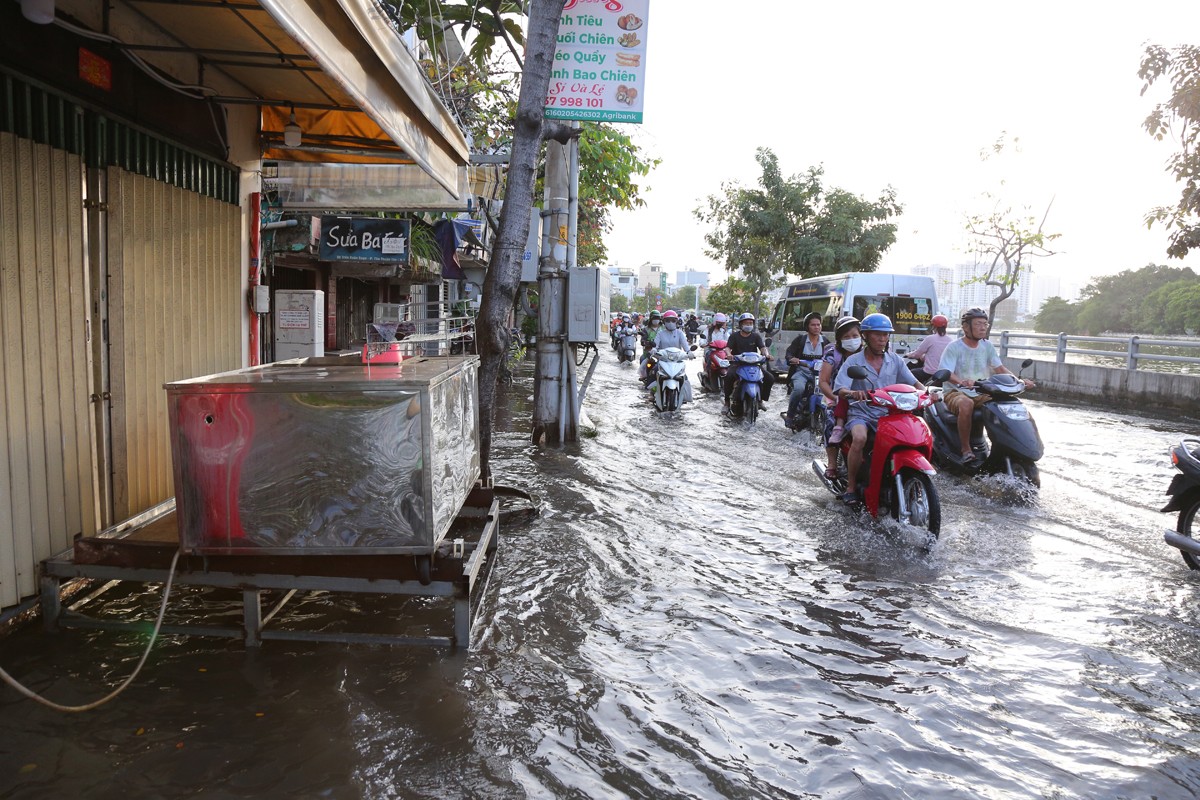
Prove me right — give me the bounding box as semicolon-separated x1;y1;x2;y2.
63;0;471;197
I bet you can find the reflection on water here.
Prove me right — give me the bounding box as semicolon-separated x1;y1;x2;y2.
1;355;1199;798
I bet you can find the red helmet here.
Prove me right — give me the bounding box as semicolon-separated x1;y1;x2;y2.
661;310;679;320
932;314;948;328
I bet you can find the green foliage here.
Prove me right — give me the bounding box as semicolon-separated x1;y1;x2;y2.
1140;44;1200;259
1075;266;1195;335
704;278;758;316
609;293;630;313
694;148;902;310
576;125;660;266
1033;296;1079;333
380;1;526;69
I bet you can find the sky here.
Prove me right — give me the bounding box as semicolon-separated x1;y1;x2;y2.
603;0;1200;297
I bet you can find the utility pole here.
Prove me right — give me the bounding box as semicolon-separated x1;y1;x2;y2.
533;141;569;444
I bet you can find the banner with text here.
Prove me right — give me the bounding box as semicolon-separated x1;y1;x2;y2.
545;0;649;124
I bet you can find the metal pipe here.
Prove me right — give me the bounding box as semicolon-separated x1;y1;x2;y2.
260;219;297;231
1164;531;1200;557
567;123;580;271
249;192;261;367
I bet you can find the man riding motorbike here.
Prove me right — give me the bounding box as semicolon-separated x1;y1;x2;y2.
906;314;952;383
783;311;828;430
639;311;663;384
938;307;1035;465
832;313;924;506
707;312;729;343
723;312;774;413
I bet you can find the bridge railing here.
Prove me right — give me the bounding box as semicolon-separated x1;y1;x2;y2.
996;331;1200;371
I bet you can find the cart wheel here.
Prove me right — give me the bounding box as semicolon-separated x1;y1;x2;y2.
415;554;432;585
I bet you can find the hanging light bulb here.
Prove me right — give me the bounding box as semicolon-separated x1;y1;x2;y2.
20;0;56;24
283;105;302;148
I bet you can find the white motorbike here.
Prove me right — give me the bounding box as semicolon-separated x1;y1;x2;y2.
616;327;638;364
648;346;696;415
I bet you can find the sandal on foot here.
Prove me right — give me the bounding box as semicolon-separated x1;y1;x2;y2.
840;490;861;506
824;467;838;480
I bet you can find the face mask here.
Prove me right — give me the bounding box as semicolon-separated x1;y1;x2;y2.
664;322;677;331
650;320;659;327
842;337;862;352
741;323;754;333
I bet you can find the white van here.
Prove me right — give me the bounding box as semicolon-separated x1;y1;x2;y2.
763;272;939;374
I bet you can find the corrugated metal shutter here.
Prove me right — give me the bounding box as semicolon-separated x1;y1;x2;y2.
106;167;240;520
0;132;97;608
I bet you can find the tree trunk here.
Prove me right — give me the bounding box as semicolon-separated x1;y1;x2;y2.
476;0;565;483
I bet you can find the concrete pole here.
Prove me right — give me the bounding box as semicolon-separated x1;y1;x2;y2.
533;141;569;444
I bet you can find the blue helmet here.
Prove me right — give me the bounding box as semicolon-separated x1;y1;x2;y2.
859;313;894;333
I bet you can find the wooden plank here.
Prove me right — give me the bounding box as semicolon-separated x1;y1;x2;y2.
0;133;23;608
13;138;50;600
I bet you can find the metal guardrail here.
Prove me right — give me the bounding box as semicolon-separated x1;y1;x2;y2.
996;331;1200;371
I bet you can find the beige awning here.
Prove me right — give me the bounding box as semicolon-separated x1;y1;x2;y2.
67;0;470;197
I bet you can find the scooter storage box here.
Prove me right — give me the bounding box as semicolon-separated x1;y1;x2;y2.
165;356;480;555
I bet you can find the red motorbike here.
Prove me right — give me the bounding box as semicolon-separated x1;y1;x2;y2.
811;365;943;537
699;338;731;394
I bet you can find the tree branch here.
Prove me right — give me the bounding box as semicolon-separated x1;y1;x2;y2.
493;9;524;69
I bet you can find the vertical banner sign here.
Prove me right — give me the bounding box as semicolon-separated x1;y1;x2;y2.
545;0;649;123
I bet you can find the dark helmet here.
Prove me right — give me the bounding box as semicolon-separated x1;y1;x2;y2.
649;310;662;321
803;311;823;329
932;314;948;328
834;315;860;338
860;313;894;333
961;307;989;326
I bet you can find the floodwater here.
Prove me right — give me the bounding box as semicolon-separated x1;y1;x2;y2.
2;353;1199;799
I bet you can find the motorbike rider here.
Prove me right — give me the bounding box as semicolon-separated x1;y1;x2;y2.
783;312;828;429
684;313;701;343
639;310;663;383
723;312;774;412
939;307;1035;465
906;314;952;383
707;312;730;343
645;310;692;386
832;313;924;505
819;316;861;480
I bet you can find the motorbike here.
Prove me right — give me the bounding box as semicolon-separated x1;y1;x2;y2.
700;338;731;394
810;365;942;537
1162;437;1200;570
783;358;825;442
648;345;696;414
727;351;769;424
923;359;1043;487
615;327;638;364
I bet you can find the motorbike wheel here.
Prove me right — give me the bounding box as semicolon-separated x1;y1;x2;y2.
663;387;679;413
894;468;941;537
744;396;758;425
809;403;827;447
1178;497;1200;571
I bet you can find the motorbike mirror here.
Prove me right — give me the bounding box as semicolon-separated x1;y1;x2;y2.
690;344;699;351
764;337;774;347
931;368;951;384
846;365;868;380
1021;358;1034;369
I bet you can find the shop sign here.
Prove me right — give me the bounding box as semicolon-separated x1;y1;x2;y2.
318;216;410;264
545;0;649;124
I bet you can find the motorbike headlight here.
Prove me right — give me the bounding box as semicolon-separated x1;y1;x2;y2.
890;391;918;411
716;358;729;368
998;404;1030;420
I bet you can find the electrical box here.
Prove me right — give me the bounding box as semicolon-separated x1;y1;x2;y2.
252;285;271;314
566;267;611;344
274;290;325;360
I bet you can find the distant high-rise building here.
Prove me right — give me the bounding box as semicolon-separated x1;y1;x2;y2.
675;269;710;289
607;266;639;301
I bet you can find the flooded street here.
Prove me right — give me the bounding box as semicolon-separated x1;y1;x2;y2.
2;353;1200;799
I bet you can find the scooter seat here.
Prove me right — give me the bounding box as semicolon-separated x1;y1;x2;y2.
931;401;984;426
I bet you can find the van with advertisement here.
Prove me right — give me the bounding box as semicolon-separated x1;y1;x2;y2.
763;272;939;375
